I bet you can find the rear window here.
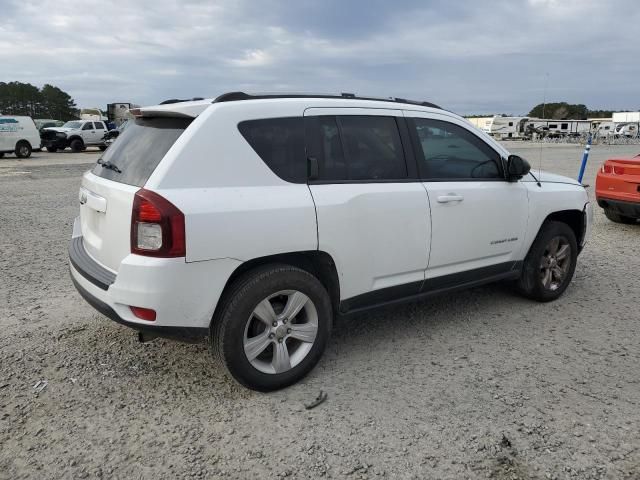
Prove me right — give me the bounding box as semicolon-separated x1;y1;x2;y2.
92;117;192;187
238;117;305;183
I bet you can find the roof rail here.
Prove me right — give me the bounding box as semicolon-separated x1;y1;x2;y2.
212;91;441;109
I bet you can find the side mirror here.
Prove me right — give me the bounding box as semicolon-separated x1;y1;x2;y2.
506;155;531;181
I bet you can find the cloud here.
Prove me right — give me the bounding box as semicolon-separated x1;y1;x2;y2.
0;0;638;115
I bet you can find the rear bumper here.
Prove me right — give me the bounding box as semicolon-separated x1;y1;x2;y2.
68;220;241;341
70;274;207;343
597;197;640;219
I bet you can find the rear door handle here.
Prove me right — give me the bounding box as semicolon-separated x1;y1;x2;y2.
79;187;107;213
437;194;464;203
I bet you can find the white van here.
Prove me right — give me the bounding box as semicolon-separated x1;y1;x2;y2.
0;116;41;158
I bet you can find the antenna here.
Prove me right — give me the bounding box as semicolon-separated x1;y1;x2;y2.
537;72;549;185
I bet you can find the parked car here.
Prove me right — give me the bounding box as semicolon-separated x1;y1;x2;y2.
41;120;108;152
0;115;41;158
69;92;593;391
596;154;640;223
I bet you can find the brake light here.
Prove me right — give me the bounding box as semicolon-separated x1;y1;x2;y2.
613;166;625;175
131;189;185;257
601;164;612;174
130;306;156;321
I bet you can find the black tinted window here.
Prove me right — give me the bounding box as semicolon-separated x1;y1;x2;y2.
337;116;407;180
238;117;305;183
91;117;192;187
94;122;105;130
82;122;93;130
412;118;502;180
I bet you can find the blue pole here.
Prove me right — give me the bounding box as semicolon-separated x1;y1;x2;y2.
577;133;592;184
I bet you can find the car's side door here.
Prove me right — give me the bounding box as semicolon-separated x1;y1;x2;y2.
93;121;106;142
81;122;97;143
404;111;529;281
304;108;431;310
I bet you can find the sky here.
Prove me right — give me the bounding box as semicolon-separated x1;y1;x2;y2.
1;0;638;115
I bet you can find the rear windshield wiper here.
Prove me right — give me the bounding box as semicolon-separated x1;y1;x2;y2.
97;159;122;173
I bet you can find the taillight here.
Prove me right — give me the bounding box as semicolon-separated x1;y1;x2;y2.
131;189;185;257
602;164;626;175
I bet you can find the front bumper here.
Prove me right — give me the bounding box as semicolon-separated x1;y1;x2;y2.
40;132;68;149
597;197;640;219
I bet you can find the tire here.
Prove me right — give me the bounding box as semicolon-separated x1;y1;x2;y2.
46;146;57;153
70;139;84;153
15;141;32;158
211;264;333;391
604;208;636;224
98;145;108;151
0;152;4;158
517;221;578;302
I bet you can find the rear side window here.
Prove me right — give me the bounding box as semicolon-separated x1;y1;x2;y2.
238;117;305;183
82;123;93;130
92;117;192;187
307;115;407;181
338;116;407;180
94;122;105;130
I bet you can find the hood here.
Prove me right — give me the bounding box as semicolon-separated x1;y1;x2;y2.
43;127;75;133
524;170;581;186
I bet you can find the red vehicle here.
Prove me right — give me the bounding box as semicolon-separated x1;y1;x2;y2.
595;154;640;224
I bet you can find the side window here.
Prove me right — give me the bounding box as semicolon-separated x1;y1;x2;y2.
315;116;347;180
94;122;105;130
411;118;502;180
82;122;93;130
238;117;305;183
338;116;407;180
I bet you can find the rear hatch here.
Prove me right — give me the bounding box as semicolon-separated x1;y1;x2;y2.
79;116;193;272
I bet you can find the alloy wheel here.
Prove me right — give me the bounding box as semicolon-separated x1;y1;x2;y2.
243;290;318;374
539;236;571;291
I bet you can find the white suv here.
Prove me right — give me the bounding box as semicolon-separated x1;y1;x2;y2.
69;92;592;391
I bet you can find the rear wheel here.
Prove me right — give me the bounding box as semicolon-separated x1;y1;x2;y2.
211;264;332;391
517;221;577;302
0;152;4;158
70;139;84;153
604;208;636;224
15;141;32;158
46;146;57;153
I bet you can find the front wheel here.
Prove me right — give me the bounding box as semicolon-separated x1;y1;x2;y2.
211;264;332;391
15;141;32;158
517;221;578;302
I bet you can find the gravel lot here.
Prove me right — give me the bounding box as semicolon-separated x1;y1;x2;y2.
1;144;639;480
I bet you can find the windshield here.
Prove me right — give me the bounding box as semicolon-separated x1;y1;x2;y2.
91;117;192;187
63;121;82;129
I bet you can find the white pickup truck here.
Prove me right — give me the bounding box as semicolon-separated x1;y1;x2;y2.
41;120;108;152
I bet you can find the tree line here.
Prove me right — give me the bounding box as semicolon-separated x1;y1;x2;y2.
527;102;616;120
0;81;78;121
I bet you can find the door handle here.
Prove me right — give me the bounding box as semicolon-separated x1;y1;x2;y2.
437;194;464;203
